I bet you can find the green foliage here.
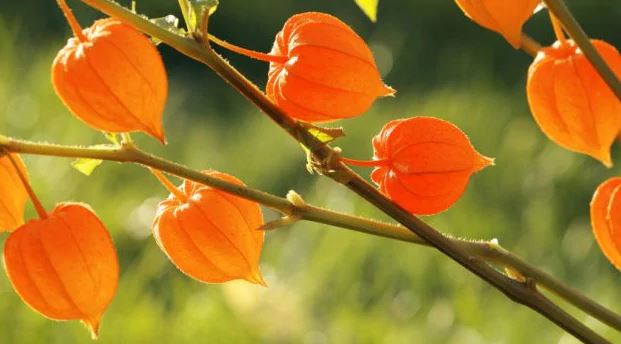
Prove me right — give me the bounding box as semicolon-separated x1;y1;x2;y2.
71;142;116;176
177;0;218;33
354;0;379;22
71;157;103;176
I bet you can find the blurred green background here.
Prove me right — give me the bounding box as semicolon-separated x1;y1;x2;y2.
1;0;620;343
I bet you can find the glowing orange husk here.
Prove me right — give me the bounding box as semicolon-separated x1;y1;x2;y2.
527;39;621;167
369;117;494;215
3;203;119;338
0;154;29;231
454;0;541;48
52;17;168;142
152;171;265;285
266;12;395;122
590;178;621;269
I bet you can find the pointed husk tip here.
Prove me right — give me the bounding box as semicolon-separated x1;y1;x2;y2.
475;155;495;172
148;127;167;145
83;316;101;340
593;149;613;168
382;84;396;97
246;269;268;287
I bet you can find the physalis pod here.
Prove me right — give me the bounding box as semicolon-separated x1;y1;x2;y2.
52;17;168;142
152;171;265;285
267;12;395;122
454;0;541;48
0;153;28;231
3;203;119;338
590;178;621;269
527;39;621;167
365;117;493;215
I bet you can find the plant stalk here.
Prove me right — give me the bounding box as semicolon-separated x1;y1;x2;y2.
2;134;620;333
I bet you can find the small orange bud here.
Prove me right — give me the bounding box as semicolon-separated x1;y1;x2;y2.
590;178;621;269
527;39;621;167
52;17;168;142
0;154;29;231
266;12;394;122
369;117;493;215
152;171;265;285
454;0;541;48
3;203;119;338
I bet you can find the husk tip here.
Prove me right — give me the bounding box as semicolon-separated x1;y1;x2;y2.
148;127;167;145
597;152;613;168
83;316;101;340
476;155;495;171
246;270;268;287
382;84;397;97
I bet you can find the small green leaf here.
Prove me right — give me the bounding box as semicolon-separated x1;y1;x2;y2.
70;144;115;176
71;158;103;176
354;0;379;22
301;123;346;145
103;132;120;145
299;125;345;174
178;0;219;33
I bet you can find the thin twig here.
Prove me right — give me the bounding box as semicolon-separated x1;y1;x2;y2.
1;135;620;332
520;33;542;58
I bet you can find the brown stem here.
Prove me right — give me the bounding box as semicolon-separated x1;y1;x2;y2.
520;33;542;58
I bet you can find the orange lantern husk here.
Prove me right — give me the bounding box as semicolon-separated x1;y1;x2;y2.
590;178;621;269
527;39;621;167
266;12;395;122
0;154;29;231
454;0;541;48
369;117;494;215
152;170;265;285
52;17;168;143
3;202;119;338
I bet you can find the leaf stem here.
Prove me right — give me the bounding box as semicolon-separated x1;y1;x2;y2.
340;157;387;168
520;33;542;58
207;34;288;64
2;150;47;219
548;12;568;47
543;0;621;100
148;168;188;202
56;0;87;42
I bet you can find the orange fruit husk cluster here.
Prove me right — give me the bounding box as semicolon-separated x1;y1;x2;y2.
52;18;168;142
370;117;494;215
0;154;28;231
527;39;621;167
267;12;394;122
152;171;265;285
454;0;541;48
3;202;119;338
591;178;621;269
